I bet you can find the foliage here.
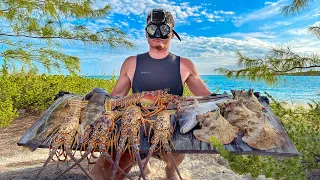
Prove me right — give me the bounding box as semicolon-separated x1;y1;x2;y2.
0;0;134;74
0;73;117;127
215;46;320;85
210;93;320;180
282;0;320;38
282;0;313;16
282;70;320;76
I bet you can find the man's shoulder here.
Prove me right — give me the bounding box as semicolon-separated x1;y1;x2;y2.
123;55;136;64
179;56;195;67
123;52;150;64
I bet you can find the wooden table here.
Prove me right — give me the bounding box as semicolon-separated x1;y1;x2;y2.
17;94;299;157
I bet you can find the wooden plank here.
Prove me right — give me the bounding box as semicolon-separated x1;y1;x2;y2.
17;94;299;157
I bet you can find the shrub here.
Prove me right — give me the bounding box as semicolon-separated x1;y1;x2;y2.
0;73;117;127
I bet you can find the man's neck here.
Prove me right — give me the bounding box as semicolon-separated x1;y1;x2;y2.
148;48;169;59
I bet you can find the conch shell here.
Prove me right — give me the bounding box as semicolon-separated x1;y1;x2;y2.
193;110;238;144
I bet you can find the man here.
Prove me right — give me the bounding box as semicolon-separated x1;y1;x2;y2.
90;8;212;180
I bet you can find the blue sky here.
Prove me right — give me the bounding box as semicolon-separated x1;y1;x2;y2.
15;0;320;75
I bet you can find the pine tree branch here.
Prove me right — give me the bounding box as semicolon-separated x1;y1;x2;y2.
0;33;85;40
274;65;320;73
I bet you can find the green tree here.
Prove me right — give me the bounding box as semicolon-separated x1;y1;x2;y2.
216;0;320;84
282;0;320;38
215;46;320;85
0;0;134;74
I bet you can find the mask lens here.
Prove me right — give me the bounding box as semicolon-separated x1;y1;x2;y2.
146;24;157;35
160;24;171;36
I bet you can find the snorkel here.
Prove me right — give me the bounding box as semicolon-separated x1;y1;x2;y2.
146;9;181;41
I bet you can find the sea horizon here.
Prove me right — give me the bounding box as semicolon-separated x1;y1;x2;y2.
86;75;320;104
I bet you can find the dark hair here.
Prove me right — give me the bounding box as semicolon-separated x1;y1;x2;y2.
146;9;175;28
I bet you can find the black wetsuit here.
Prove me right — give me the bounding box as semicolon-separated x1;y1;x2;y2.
132;52;183;96
132;52;183;159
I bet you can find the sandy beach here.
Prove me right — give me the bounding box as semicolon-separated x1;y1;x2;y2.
0;111;316;180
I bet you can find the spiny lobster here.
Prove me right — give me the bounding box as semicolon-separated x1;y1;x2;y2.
140;110;183;180
35;99;91;179
105;89;184;118
54;110;133;180
110;105;151;180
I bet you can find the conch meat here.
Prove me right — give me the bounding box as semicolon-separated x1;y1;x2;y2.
193;110;238;144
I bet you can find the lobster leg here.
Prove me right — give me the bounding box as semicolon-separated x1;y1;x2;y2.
166;152;183;180
34;147;57;180
101;151;132;180
54;147;92;179
66;149;94;180
110;136;127;180
142;105;166;119
139;140;158;180
131;136;146;180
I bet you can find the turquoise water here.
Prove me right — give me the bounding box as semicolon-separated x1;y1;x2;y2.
88;75;320;103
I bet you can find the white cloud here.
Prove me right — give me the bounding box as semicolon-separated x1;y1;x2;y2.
264;1;277;6
287;28;308;35
64;27;320;75
224;32;278;39
95;0;236;25
214;10;235;15
310;21;320;26
259;21;292;30
194;18;203;23
234;0;288;26
120;21;129;26
197;26;212;30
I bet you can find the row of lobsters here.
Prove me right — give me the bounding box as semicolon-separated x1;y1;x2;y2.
24;88;285;180
26;88;186;180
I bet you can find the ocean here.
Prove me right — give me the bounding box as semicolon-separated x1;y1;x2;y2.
89;75;320;104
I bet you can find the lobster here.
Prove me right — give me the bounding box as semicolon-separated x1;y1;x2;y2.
34;99;91;179
105;89;184;118
54;110;133;180
110;105;152;180
139;110;183;180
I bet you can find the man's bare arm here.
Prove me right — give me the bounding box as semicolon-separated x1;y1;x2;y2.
184;59;211;96
110;57;133;96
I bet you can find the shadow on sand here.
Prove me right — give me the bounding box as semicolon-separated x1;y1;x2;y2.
0;162;88;180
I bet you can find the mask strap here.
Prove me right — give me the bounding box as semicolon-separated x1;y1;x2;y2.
172;30;181;41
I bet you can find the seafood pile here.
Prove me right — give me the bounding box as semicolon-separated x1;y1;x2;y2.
21;88;286;180
189;89;285;150
25;88;186;180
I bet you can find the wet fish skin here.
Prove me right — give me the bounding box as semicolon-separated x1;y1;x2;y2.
178;99;226;134
26;96;83;151
79;88;109;135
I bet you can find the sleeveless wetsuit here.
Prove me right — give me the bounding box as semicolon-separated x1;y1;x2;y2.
132;52;183;160
132;52;183;96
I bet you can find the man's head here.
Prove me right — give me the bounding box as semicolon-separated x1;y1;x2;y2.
145;8;180;50
146;9;175;28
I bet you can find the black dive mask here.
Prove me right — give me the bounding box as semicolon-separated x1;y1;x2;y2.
145;9;181;41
